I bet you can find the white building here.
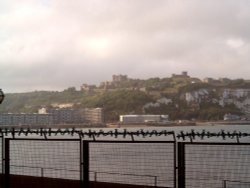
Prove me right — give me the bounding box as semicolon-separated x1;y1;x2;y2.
119;115;169;124
223;113;241;121
81;108;104;124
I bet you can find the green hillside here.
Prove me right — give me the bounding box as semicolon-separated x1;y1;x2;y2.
0;77;248;122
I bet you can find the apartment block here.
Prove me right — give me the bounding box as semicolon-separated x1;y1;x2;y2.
0;107;104;126
0;113;53;126
80;108;104;124
47;109;81;124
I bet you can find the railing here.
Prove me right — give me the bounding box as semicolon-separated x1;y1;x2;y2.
91;171;158;187
9;165;159;186
10;165;79;179
222;180;250;188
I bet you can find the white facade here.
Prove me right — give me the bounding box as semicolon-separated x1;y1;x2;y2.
223;114;240;121
81;108;104;124
45;107;104;124
120;115;169;124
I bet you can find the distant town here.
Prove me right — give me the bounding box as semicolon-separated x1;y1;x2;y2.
1;72;250;128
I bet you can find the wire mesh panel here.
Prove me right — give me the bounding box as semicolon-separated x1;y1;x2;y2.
184;143;250;188
89;141;176;188
9;139;80;188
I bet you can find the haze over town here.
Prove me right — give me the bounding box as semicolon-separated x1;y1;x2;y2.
1;0;250;93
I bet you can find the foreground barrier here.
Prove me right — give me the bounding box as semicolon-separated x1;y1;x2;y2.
0;128;249;188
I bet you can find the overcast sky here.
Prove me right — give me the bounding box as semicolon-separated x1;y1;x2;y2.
1;0;250;93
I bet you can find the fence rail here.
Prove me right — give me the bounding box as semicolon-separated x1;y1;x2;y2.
223;180;250;188
9;165;160;186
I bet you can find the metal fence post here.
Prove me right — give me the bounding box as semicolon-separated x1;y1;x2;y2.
80;139;83;186
94;172;97;182
223;180;227;188
154;176;157;187
174;141;177;188
2;136;4;175
178;142;185;188
1;136;4;188
4;138;10;188
41;168;44;177
82;141;90;188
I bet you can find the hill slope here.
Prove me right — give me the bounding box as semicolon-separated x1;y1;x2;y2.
1;78;250;121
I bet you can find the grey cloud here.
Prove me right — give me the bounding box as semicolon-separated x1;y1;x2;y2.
0;0;250;92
